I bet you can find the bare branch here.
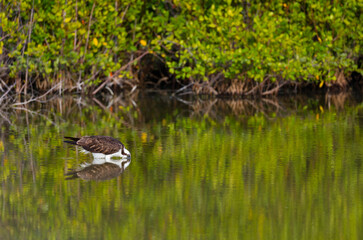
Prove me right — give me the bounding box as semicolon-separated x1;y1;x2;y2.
92;51;149;95
12;82;61;106
0;83;16;104
82;2;96;63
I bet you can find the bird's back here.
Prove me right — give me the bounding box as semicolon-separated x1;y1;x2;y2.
77;136;123;154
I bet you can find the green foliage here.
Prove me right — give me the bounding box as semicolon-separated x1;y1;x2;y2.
161;0;362;83
1;0;136;84
0;0;361;89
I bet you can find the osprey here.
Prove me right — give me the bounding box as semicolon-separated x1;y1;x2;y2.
65;158;131;181
64;136;131;159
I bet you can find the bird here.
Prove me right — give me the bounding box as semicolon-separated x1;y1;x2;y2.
64;136;131;160
65;158;131;181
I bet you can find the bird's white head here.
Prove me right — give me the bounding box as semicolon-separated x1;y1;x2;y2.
122;147;131;158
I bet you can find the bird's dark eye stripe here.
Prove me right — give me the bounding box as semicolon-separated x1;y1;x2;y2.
121;146;126;155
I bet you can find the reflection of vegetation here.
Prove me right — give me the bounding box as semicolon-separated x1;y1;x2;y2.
0;95;362;239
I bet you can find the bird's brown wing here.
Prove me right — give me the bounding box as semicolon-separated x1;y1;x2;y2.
77;136;123;154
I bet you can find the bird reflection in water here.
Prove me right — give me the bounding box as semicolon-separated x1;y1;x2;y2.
65;157;131;181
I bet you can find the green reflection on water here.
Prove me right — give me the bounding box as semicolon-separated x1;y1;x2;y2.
0;95;362;240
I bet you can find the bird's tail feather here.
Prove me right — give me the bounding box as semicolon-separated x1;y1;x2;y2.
64;136;80;145
64;169;80;180
65;174;79;180
64;136;80;141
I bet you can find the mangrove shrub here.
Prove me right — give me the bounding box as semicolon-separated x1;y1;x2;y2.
0;0;361;94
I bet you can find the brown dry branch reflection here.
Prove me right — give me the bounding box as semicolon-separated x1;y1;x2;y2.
0;91;361;129
325;92;351;111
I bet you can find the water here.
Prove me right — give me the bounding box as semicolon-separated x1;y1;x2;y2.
0;93;362;239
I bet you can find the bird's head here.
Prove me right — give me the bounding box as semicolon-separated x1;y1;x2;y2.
122;146;131;158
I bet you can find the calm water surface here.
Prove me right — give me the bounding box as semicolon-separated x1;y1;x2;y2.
0;94;362;239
